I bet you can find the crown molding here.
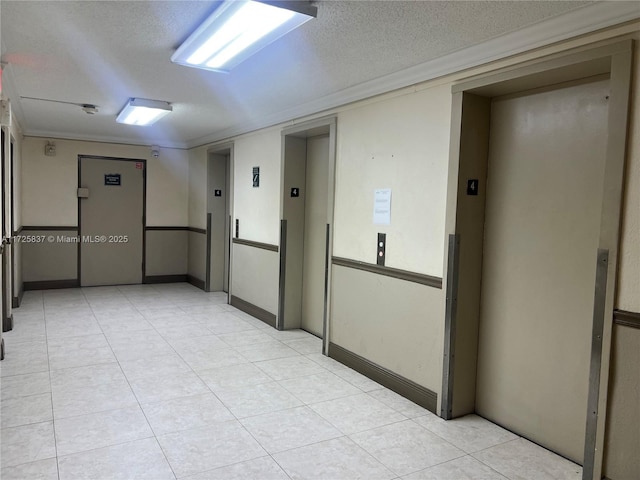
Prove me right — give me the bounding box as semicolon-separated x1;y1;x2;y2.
188;1;640;148
23;130;188;149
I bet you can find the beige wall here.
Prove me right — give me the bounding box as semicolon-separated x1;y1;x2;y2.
231;243;279;315
21;138;189;227
331;265;444;391
604;325;640;480
232;128;281;245
616;41;640;313
334;84;451;276
188;146;207;230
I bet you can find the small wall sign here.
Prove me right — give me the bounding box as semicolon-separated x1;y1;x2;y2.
252;167;260;188
135;162;143;170
214;189;222;197
467;179;479;196
291;187;300;198
104;174;121;186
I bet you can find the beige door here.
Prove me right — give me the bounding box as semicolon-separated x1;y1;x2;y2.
476;79;609;463
301;135;329;336
80;157;144;286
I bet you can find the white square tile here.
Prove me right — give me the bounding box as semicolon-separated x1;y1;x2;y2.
142;393;234;435
3;318;47;344
403;455;509;480
350;420;465;476
0;421;56;468
255;355;324;381
0;458;58;480
218;330;277;347
107;331;172;361
305;352;351;372
198;363;272;391
265;329;314;341
166;334;227;353
0;341;49;377
50;362;126;390
45;317;102;338
472;438;582;480
52;380;138;419
234;341;300;362
310;393;406;434
119;354;192;381
155;323;215;339
278;371;362;404
98;316;154;335
139;307;191;321
273;436;395;480
54;406;154;456
129;371;209;404
180;305;227;315
0;371;51;400
213;381;303;418
180;347;248;372
368;388;431;418
241;405;342;453
333;368;383;391
283;337;323;354
157;422;266;477
414;414;518;454
57;437;175;480
198;312;257;334
1;392;53;428
180;456;289;480
47;334;115;371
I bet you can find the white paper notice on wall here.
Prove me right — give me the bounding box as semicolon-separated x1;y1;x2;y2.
373;189;392;225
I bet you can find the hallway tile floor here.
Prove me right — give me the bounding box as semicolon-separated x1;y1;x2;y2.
0;283;582;479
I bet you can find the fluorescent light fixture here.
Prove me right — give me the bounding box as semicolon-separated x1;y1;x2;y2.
116;98;172;126
172;0;317;73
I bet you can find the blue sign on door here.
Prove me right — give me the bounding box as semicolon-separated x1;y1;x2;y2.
105;174;121;186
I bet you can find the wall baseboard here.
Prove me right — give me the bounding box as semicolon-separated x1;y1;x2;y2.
12;287;24;308
2;315;13;333
230;295;277;328
144;274;188;284
23;279;80;291
187;275;206;291
0;338;4;361
329;342;438;414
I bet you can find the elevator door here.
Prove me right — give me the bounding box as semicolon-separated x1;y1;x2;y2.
207;152;230;292
79;157;144;286
301;135;329;336
476;79;609;463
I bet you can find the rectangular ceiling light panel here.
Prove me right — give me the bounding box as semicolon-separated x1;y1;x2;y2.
172;0;316;73
116;98;172;126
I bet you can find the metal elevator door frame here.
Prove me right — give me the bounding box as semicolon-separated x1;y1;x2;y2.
206;143;234;297
441;39;633;480
278;116;337;356
1;127;11;334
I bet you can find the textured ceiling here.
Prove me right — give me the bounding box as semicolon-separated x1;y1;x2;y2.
0;1;634;148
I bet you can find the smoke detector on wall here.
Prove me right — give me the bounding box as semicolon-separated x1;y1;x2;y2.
151;145;160;158
44;141;56;157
